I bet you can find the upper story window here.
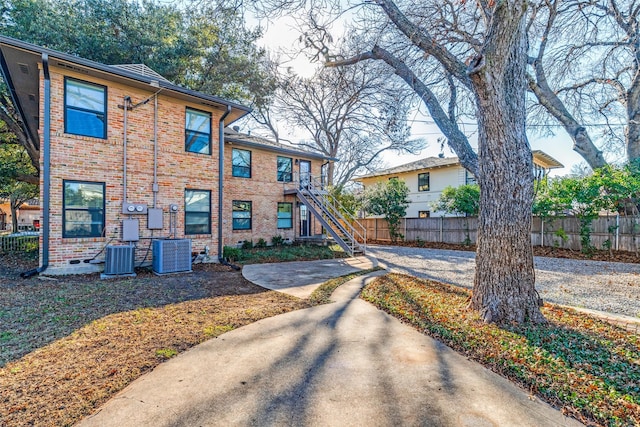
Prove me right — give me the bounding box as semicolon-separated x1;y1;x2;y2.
63;180;105;238
232;148;251;178
419;210;430;218
185;189;211;235
64;78;107;139
465;170;477;185
277;156;292;182
185;108;212;154
418;172;430;192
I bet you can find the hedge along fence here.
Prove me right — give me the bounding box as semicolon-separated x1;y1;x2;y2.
360;215;640;252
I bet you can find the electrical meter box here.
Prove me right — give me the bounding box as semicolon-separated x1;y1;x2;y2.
147;208;163;229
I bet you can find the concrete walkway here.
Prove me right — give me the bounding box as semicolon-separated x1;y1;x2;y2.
242;256;378;298
79;258;583;427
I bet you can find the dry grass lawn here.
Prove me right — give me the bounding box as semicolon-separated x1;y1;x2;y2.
0;256;308;426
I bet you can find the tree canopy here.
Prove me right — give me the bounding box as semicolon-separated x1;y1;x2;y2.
363;178;409;243
436;184;480;217
0;0;273;179
253;61;422;187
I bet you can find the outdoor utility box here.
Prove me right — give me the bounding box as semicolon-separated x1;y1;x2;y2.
152;239;192;275
122;218;139;242
147;208;163;230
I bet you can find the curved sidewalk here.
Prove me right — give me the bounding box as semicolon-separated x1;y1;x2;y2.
79;258;582;427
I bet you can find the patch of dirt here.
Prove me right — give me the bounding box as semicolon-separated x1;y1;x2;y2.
368;240;640;264
0;255;309;426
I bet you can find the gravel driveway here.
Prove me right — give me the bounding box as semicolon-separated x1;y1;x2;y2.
367;245;640;319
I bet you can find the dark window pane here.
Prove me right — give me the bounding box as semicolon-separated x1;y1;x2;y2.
185;190;211;234
66;109;106;139
185;131;210;154
185;109;211;154
232;149;251;178
418;173;430;192
232;201;252;230
65;79;106;139
185;212;210;234
277;157;292;182
277;202;292;228
186;109;211;132
66;80;105;110
63;181;105;238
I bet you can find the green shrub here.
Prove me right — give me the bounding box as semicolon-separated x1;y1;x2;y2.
255;238;267;248
271;235;284;247
222;246;241;262
241;240;253;250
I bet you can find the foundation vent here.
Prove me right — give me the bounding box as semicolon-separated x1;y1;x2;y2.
103;245;135;275
152;239;192;275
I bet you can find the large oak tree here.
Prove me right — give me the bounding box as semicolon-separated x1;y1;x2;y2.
297;0;545;323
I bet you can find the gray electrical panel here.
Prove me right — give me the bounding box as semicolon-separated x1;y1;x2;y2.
122;218;140;241
147;208;163;229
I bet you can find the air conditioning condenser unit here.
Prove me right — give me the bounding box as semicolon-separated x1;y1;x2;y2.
152;239;192;275
101;245;135;278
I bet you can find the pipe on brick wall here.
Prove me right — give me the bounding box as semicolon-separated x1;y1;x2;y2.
122;96;131;205
23;53;51;278
218;105;232;260
153;91;158;208
39;53;51;273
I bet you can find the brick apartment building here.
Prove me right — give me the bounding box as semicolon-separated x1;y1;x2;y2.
0;36;332;275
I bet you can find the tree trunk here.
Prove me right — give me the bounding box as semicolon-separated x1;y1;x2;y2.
468;0;545;324
10;195;19;233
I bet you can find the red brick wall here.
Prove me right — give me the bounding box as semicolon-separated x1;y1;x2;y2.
223;145;323;247
39;66;324;274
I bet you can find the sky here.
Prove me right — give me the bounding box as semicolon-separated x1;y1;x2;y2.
253;15;585;177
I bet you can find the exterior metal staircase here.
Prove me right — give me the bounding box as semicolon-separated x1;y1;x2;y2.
285;174;366;257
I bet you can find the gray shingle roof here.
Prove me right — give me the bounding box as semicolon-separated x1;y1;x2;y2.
224;128;337;161
111;64;171;83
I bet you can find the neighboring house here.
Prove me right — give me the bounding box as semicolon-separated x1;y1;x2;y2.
354;151;563;218
0;36;343;275
0;198;40;231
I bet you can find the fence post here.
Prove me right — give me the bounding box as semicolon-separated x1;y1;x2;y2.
404;218;407;241
375;218;378;241
440;216;443;242
541;219;544;247
616;213;620;251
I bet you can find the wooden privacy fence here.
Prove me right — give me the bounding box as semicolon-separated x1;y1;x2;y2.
360;215;640;252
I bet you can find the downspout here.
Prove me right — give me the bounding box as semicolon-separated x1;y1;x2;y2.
152;91;158;207
23;53;51;277
218;106;232;260
39;53;51;273
123;96;131;205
